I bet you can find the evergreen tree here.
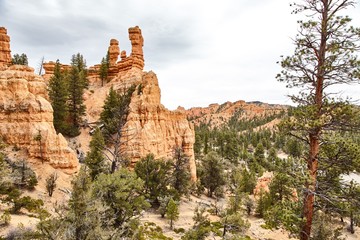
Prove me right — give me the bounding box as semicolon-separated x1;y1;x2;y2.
48;60;69;134
134;154;171;205
93;169;150;229
38;167;117;239
85;128;108;181
277;1;360;239
254;142;266;168
99;53;109;86
45;172;58;197
11;53;28;65
182;206;212;240
166;198;179;230
171;147;191;197
100;85;136;172
66;53;88;137
200;152;226;197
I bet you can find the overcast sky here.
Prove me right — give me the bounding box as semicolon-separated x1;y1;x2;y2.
1;0;360;109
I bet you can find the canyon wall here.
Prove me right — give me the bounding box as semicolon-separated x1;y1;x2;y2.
0;27;78;171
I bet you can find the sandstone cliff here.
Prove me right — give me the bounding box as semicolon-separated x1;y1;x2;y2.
0;27;78;171
43;26;196;179
84;69;196;180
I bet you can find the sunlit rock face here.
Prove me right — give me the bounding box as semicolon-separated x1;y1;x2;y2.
0;27;11;67
0;65;78;170
43;26;196;179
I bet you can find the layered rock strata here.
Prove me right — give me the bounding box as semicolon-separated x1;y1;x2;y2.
84;68;197;180
0;35;78;171
0;27;11;67
42;62;71;82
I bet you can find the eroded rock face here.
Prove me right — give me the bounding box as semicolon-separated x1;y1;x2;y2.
253;172;273;198
185;100;287;128
84;69;196;180
108;39;120;66
0;65;78;170
0;27;11;67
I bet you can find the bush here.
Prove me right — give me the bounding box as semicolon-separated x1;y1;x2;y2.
1;211;11;225
11;196;43;214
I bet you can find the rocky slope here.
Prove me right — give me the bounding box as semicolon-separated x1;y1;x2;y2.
183;100;287;128
0;27;78;171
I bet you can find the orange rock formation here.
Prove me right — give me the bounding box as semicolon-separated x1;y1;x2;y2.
42;61;71;82
84;69;196;180
185;100;287;128
0;65;78;170
0;27;11;67
0;26;78;171
43;26;196;179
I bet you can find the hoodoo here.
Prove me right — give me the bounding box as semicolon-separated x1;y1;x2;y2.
43;26;197;179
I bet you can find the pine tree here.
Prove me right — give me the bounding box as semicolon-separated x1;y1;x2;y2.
11;53;28;65
166;198;179;230
66;53;88;137
134;154;171;205
93;169;150;229
200;151;226;197
45;172;58;197
100;85;136;172
171;147;191;197
277;1;360;239
48;60;68;134
99;54;109;86
85;128;108;181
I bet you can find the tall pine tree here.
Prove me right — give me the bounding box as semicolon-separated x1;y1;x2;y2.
277;1;360;239
48;60;68;134
66;53;88;137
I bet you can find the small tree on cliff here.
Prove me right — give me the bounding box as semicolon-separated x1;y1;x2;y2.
48;60;69;134
66;53;88;137
276;1;360;239
12;53;28;65
99;52;110;86
99;85;136;172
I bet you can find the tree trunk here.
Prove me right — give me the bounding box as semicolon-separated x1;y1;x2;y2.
350;211;355;234
300;2;328;239
300;134;319;240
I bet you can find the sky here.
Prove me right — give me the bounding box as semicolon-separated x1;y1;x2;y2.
1;0;360;110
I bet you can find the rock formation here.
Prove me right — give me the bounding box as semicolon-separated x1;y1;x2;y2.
0;28;78;171
253;172;273;198
185;100;287;128
41;26;196;179
108;39;120;66
84;68;197;180
42;61;71;82
80;26;196;180
0;27;11;67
